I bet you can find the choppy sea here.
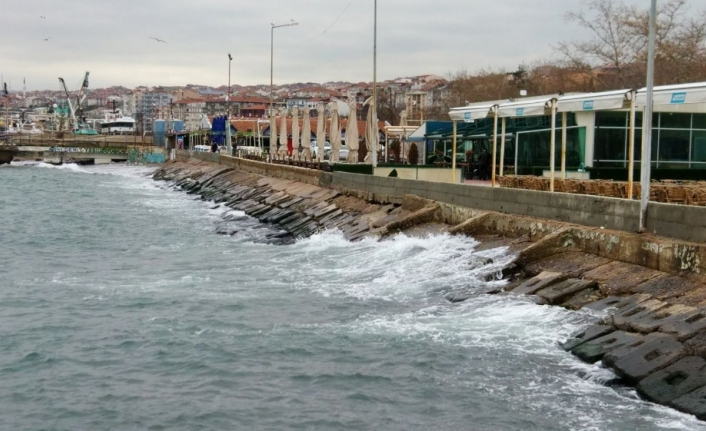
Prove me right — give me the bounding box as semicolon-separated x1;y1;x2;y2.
0;162;703;431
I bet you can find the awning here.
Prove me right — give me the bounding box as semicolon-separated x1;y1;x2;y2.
635;82;706;106
496;97;554;118
448;102;497;122
556;89;632;112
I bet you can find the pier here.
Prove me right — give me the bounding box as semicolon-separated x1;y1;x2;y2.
0;134;164;165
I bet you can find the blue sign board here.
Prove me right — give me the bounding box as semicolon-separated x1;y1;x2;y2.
671;92;687;104
583;100;595;110
516;108;525;117
464;112;472;122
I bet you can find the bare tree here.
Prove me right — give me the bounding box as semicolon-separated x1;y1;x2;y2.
557;0;706;89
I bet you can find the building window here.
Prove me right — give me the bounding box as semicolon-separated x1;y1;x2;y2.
594;111;706;169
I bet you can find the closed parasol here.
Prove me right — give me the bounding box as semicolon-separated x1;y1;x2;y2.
301;107;312;161
269;110;277;158
316;103;325;161
346;99;359;163
364;97;375;164
329;102;341;163
279;109;288;159
291;106;300;159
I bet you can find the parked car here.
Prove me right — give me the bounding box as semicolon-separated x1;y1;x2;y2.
311;141;330;158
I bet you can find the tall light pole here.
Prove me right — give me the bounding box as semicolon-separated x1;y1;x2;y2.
270;20;298;123
227;53;233;155
639;0;657;232
372;0;378;168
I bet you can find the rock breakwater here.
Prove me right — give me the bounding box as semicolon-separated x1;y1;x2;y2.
154;156;706;421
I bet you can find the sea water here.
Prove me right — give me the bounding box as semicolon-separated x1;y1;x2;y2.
0;162;703;431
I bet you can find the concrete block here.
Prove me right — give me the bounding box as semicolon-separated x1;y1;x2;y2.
613;333;686;384
602;332;655;367
670;385;706;420
659;307;706;341
582;293;652;312
636;356;706;405
684;331;706;357
612;299;668;331
572;330;643;363
628;304;697;334
633;276;703;301
560;324;615;351
562;288;604;310
511;271;567;295
536;278;597;304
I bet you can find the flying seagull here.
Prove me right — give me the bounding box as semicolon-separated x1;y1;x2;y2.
43;37;51;41
150;37;167;44
40;16;46;19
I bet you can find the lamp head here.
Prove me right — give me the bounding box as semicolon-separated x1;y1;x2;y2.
228;53;232;60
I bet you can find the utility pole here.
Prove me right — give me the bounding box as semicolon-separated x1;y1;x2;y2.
372;0;378;168
639;0;657;233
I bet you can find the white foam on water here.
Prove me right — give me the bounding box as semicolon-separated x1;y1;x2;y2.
289;230;512;301
10;160;90;173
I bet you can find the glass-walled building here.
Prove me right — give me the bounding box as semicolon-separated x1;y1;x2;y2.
593;111;706;169
420;115;587;175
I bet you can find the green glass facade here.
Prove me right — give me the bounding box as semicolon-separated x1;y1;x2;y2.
594;111;706;169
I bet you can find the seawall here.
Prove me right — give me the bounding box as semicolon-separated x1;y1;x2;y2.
157;152;706;421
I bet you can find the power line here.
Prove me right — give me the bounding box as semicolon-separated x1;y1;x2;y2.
310;0;355;40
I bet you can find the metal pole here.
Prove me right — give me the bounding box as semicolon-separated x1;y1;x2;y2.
270;25;274;135
372;0;378;168
550;99;557;192
227;53;232;156
491;111;498;187
639;0;657;232
561;111;567;179
499;116;506;176
627;94;636;199
452;120;457;183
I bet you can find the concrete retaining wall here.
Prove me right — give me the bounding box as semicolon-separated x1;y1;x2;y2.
374;167;464;184
176;151;706;244
331;171;706;244
178;151;333;188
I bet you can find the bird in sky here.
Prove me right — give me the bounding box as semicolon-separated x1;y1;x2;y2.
40;16;46;19
150;37;167;44
43;37;51;41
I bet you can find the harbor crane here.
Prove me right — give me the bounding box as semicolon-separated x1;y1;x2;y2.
58;71;90;132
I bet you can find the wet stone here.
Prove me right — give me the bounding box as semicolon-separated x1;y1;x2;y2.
536;279;597;305
612;299;668;331
602;333;658;368
684;331;706;357
571;330;644;364
636;356;706;405
668;384;706;420
659;307;706;342
583;294;652;313
511;271;567;295
613;333;686;384
279;197;304;209
561;288;604;311
560;325;615;351
628;304;697;334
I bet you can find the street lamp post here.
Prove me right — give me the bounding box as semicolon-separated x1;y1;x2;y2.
639;0;657;232
227;53;233;156
270;20;299;152
372;0;378;168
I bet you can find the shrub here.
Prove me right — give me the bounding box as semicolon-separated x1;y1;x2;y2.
408;143;419;165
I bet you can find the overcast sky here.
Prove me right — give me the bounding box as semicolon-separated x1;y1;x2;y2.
3;0;705;91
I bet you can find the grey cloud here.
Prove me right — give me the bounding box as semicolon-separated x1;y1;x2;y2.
2;0;705;90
